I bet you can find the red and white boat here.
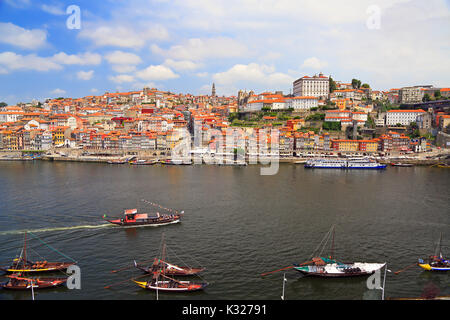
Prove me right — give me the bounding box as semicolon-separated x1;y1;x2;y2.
103;208;181;227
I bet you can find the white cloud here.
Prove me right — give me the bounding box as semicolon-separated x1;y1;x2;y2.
0;52;62;73
52;52;102;65
105;51;142;73
4;0;30;8
105;51;142;65
77;70;94;81
0;51;102;74
151;37;248;61
301;57;328;70
213;63;294;94
51;88;66;96
196;72;209;77
41;4;65;15
79;24;169;48
90;88;98;93
109;74;135;83
0;22;47;50
163;59;202;71
136;65;179;81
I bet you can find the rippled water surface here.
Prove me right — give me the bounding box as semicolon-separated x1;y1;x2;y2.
0;161;448;300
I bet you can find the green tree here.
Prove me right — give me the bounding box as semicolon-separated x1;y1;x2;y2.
322;121;341;131
434;91;441;99
361;83;370;88
329;77;337;93
0;102;7;108
351;79;361;89
422;93;431;102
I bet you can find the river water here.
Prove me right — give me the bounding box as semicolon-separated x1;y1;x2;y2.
0;161;448;300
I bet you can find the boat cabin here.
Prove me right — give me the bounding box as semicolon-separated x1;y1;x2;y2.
123;209;149;222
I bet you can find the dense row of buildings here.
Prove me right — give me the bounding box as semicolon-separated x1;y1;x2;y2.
1;74;449;156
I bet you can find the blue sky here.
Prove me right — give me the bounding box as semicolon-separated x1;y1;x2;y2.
0;0;449;104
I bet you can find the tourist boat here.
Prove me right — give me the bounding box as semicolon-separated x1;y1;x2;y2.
0;274;67;290
418;234;450;272
304;158;386;169
262;225;385;278
103;207;182;227
390;162;413;167
0;233;76;273
130;159;158;165
132;235;207;292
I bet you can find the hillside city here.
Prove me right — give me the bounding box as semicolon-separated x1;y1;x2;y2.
1;73;450;162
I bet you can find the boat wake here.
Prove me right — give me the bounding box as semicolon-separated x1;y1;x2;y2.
0;223;113;236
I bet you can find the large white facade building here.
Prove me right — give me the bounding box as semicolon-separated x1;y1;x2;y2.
386;109;426;126
285;96;318;110
293;73;329;99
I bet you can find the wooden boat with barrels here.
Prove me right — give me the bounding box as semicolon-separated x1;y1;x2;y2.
134;259;204;276
293;227;385;277
293;257;385;277
133;278;207;292
0;233;76;273
262;225;385;278
0;274;67;290
132;234;207;293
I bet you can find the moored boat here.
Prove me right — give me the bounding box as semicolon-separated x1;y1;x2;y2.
134;259;204;276
130;159;158;165
132;235;207;293
418;233;450;272
0;232;76;274
390;162;413;167
262;225;386;279
160;159;192;165
107;159;127;164
133;278;207;292
0;274;67;290
293;258;386;277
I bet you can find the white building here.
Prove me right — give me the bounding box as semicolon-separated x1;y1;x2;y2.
245;100;264;112
386;109;426;126
285;96;318;110
293;73;329;99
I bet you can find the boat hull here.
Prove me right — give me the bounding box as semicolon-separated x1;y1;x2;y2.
305;165;386;169
294;262;385;278
0;278;67;290
135;264;204;276
418;263;450;271
105;217;180;227
133;280;207;292
0;262;75;273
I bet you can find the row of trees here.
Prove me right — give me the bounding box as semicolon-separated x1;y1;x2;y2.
329;78;370;93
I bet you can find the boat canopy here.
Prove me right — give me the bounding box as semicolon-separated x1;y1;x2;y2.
124;209;138;215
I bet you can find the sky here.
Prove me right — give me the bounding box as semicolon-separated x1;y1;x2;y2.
0;0;449;105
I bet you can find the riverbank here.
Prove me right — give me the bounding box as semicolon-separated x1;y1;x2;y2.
1;153;449;166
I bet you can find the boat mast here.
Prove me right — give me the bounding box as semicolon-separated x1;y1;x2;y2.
23;232;27;268
330;225;335;260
